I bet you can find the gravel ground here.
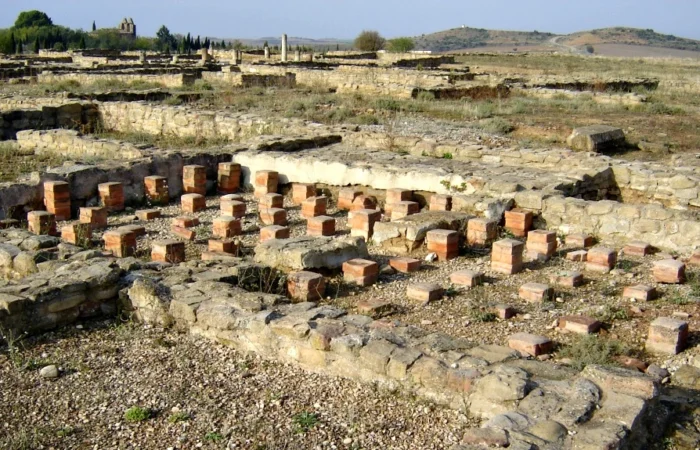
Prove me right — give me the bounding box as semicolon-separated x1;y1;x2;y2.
0;321;472;450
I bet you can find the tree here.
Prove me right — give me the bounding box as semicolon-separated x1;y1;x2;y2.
9;33;16;55
79;35;86;49
232;40;243;51
354;30;385;51
92;21;97;32
387;37;415;53
156;25;176;51
14;10;53;28
585;44;595;54
53;42;64;51
33;39;39;53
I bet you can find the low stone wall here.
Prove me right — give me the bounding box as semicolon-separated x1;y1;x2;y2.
16;129;145;160
37;71;196;88
1;103;98;139
517;87;647;106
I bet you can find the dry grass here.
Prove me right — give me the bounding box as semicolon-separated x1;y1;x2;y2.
0;142;69;182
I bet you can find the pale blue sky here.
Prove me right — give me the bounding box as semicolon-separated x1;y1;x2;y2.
2;0;696;40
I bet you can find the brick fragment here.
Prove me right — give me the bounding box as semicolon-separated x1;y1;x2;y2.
429;194;452;212
171;225;196;241
220;199;246;218
338;188;363;210
301;196;328;219
652;259;685;284
208;239;237;255
389;257;420;273
254;170;278;198
390;201;420;221
43;181;71;221
407;283;444;305
136;209;161;221
566;250;588;262
558;315;601;334
567;233;594;248
622;285;657;301
292;183;316;204
350;209;381;241
508;333;553;356
494;304;516;320
259;193;284;209
624;241;652;257
450;270;483;288
519;283;553;302
550;271;584;288
172;216;199;228
467;218;498;247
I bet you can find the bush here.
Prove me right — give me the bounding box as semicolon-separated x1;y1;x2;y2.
375;98;401;112
559;335;628;371
354;30;385;51
478;117;514;135
387;37;415;53
416;91;436;102
124;406;151;423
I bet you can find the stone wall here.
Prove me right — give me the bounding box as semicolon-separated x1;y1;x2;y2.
37;71;196;88
0;103;98;139
16;129;145;160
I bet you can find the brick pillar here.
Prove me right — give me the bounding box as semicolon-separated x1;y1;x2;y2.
467;218;498;247
144;176;169;205
260;225;290;242
351;195;377;212
61;223;92;246
585;247;617;273
254;170;278;199
301;196;328;219
526;230;557;260
505;209;532;238
27;211;57;236
79;207;108;230
307;216;335;236
208;239;238;255
217;162;241;194
260;208;287;226
390;201;419;221
181;194;206;213
426;229;459;261
212;216;242;238
292;183;316;205
259;193;284;209
43;181;71;221
220;197;246;218
385;188;412;216
350;209;381;241
338;188;362;210
98;182;125;212
103;229;137;257
430;194;452;212
646;317;688;355
491;239;524;275
287;271;325;302
343;259;379;286
183;165;206;195
151;240;186;264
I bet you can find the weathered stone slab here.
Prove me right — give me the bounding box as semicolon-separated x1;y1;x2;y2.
254;235;368;272
567;125;625;152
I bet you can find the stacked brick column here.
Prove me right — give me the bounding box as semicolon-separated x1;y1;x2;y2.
491;239;524;274
27;211;57;236
217;162;241;194
61;223;92;246
213;216;242;238
385;188;412;216
646;317;688;355
288;271;325;302
254;170;278;199
390;201;420;221
103;229;137;257
505;209;532;238
79;207;108;230
301;196;328;219
183;165;207;195
181;194;206;213
586;247;617;273
338;188;362;210
151;240;186;264
343;259;379;286
350;209;381;241
144;176;169;205
43;181;71;221
221;195;246;218
467;218;498;247
526;230;557;260
292;183;316;205
307;216;336;236
429;194;452;212
98;182;125;212
426;230;459;261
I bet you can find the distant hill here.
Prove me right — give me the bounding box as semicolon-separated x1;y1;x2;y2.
412;25;700;54
413;27;555;52
561;27;700;53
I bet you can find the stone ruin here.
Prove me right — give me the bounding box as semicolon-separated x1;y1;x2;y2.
1;36;699;450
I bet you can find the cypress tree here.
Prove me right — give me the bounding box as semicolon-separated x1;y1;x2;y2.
9;33;16;55
33;39;39;53
92;21;96;32
79;36;86;49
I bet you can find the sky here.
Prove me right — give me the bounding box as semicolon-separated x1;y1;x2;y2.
2;0;697;40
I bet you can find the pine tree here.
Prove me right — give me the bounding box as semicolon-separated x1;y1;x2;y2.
92;21;96;32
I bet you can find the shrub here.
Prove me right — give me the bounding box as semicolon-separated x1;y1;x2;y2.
124;406;151;423
416;91;436;102
478;117;514;135
387;37;415;53
375;98;401;111
354;30;385;51
559;335;628;371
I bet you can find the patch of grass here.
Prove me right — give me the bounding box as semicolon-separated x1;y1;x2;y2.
416;91;436;102
374;98;402;112
667;292;693;305
44;79;81;93
596;305;630;322
168;411;190;424
647;102;685;115
559;334;629;371
292;411;319;433
0;142;70;183
442;152;453;159
470;310;497;323
475;117;514;135
124;406;152;423
205;431;224;442
56;426;75;438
